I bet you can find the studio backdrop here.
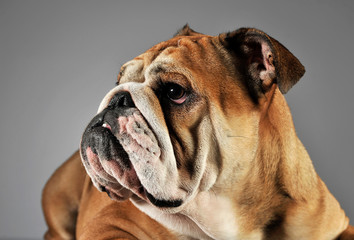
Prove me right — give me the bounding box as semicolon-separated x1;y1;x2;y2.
0;0;353;239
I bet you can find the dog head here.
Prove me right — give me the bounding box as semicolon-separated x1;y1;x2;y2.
80;25;305;213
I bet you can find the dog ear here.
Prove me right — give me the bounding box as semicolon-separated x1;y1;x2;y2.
219;28;305;95
174;24;203;37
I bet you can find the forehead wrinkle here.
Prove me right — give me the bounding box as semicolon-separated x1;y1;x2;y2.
143;35;207;67
145;56;195;88
123;36;212;87
119;58;144;84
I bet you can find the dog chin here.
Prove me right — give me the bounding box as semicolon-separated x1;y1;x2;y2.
86;144;184;209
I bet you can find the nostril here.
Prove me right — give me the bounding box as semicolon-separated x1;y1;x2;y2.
109;91;135;108
89;109;108;129
118;96;127;107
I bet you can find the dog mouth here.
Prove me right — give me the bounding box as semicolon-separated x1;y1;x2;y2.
80;107;183;208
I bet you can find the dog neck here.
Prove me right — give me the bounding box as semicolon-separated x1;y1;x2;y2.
258;88;319;200
227;87;320;237
133;88;326;240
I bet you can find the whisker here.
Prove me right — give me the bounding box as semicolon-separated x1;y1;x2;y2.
227;135;249;138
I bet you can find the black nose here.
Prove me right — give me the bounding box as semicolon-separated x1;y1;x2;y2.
108;91;135;109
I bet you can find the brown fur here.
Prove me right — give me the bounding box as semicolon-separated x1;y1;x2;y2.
42;27;353;239
43;151;178;240
42;151;86;239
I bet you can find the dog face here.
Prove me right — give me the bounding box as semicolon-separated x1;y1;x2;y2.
80;25;305;213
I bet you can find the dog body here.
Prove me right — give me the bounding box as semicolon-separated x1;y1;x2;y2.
43;26;354;239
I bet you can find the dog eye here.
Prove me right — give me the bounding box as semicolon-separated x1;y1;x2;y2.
165;83;187;104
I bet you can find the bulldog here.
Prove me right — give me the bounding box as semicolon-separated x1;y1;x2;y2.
42;25;354;240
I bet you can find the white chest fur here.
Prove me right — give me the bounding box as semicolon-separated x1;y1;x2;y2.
132;192;261;240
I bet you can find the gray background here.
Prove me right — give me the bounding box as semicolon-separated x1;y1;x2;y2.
0;0;353;239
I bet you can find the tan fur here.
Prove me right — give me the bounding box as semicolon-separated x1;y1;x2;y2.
42;151;86;239
42;27;353;239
